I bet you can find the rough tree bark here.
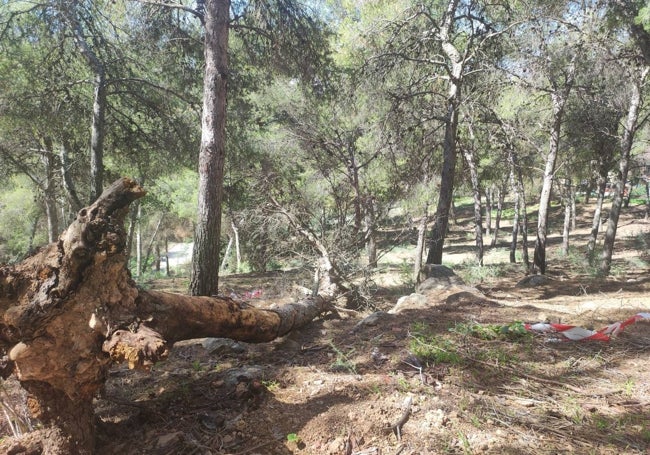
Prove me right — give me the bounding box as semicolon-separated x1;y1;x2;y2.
533;88;572;274
190;0;230;296
426;0;461;265
600;65;649;275
0;178;332;454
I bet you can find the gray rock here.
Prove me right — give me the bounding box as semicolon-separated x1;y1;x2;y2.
516;275;552;288
202;337;247;355
352;311;392;331
221;365;265;387
417;265;464;292
389;293;429;314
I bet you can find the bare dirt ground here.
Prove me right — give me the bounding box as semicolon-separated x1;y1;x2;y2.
2;201;650;454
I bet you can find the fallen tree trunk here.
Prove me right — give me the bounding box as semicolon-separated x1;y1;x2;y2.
0;178;332;454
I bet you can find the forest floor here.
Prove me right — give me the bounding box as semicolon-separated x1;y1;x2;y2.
3;201;650;454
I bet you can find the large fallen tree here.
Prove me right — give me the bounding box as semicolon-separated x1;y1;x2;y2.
0;178;332;454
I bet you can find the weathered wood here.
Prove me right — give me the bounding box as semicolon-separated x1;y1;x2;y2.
0;177;333;454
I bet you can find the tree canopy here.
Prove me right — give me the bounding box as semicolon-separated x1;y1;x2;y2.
1;0;649;281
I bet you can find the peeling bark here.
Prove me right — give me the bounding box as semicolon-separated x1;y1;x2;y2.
0;178;332;453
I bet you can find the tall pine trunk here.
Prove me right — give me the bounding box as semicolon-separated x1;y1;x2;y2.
561;178;572;256
190;0;230;296
426;0;461;265
600;66;649;275
533;90;570;274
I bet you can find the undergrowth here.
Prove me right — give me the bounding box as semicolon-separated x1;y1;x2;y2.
408;321;531;367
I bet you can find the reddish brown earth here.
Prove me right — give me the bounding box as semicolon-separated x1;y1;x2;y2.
2;202;650;454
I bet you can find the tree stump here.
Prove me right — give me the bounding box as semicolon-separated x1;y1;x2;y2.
0;178;332;454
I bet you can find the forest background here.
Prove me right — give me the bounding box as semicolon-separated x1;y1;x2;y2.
1;0;649;292
2;1;650;454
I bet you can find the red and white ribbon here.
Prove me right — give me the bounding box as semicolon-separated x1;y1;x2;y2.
524;312;650;341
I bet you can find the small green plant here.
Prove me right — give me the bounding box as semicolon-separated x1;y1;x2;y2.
287;433;301;444
396;376;411;392
457;431;472;454
451;321;531;341
329;342;357;374
213;362;229;372
409;324;462;365
594;416;608;430
191;360;203;372
262;379;280;392
367;383;382;395
399;258;415;290
623;378;635;396
641;427;650;442
454;260;512;286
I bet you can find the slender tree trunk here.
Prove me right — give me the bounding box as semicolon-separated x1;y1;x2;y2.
510;196;520;263
364;197;378;268
586;143;615;263
88;70;107;203
59;138;83;215
520;192;530;271
41;138;60;243
142;215;164;273
449;199;457;225
586;181;606;264
66;6;107;203
350;153;363;234
426;0;461;265
533;91;569;274
126;201;139;262
136;204;143;277
165;238;170;277
484;187;492;238
600;66;649;275
190;0;230;296
220;235;233;271
561;178;571;256
584;179;593;203
27;214;41;255
491;186;504;247
645;179;650;220
43;194;59;245
232;220;241;272
414;208;428;284
570;183;576;231
462;146;483;266
507;138;523;264
270;196;349;299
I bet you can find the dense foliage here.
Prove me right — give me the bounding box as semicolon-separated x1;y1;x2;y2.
0;0;649;283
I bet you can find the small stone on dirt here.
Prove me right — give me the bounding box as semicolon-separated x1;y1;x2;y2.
156;432;183;448
202;337;247;355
